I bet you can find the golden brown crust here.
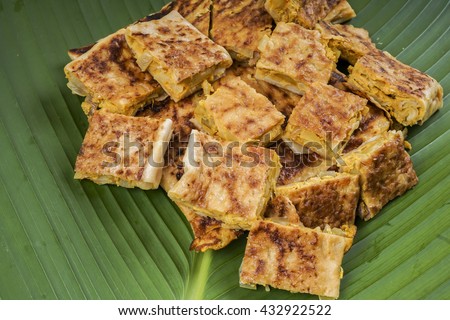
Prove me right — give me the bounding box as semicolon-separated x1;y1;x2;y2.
265;0;345;29
276;173;359;229
211;0;273;64
74;111;173;190
316;21;376;64
284;83;366;158
160;0;212;36
168;130;281;230
64;29;163;115
341;131;418;220
240;220;346;298
195;76;285;143
347;50;443;126
256;23;334;95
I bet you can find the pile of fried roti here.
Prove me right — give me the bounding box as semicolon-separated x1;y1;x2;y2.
65;0;443;299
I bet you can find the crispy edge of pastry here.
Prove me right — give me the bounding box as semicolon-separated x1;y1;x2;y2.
329;69;348;91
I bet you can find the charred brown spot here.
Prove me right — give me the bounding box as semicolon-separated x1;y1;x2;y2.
343;137;363;153
296;60;307;70
157;26;171;34
176;169;184;180
108;37;122;62
256;259;265;274
269;54;282;65
136;168;144;180
78;146;85;156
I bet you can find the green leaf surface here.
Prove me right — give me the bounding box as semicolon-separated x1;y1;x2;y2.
0;0;448;300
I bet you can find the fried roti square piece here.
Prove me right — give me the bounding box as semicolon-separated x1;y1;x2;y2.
341;131;418;220
316;21;377;65
211;0;273;65
275;173;359;229
264;0;353;29
168;130;281;230
194;77;285;143
347;50;443;126
255;23;334;95
64;29;164;116
126;11;232;102
240;220;347;298
160;0;212;36
284;83;367;159
74;111;173;190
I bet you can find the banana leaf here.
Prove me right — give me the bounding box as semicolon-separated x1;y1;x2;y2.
0;0;448;300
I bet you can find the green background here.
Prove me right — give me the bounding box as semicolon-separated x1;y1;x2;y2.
0;0;448;299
